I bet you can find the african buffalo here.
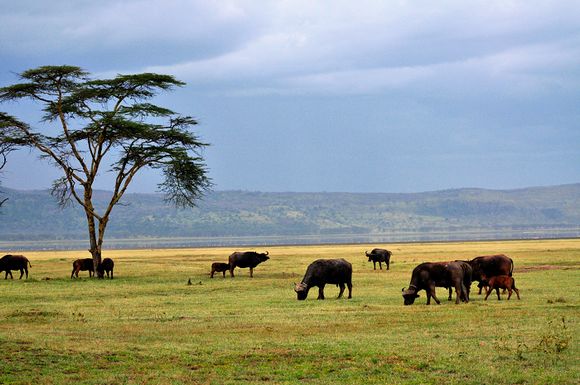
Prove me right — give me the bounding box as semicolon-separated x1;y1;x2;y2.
365;248;392;270
210;262;230;278
71;258;95;278
228;251;269;278
97;258;115;279
294;258;352;300
484;275;520;301
468;254;514;294
402;261;471;305
0;254;31;279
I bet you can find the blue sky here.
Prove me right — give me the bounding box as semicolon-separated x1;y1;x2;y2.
1;1;579;193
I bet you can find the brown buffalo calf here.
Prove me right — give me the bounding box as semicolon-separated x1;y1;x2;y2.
483;275;520;301
210;262;230;278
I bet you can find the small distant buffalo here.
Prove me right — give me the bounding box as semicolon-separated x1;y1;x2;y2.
483;275;520;301
402;261;471;305
294;258;353;300
365;248;392;270
228;251;269;278
97;258;115;279
0;254;31;279
210;262;230;278
467;254;513;294
71;258;95;278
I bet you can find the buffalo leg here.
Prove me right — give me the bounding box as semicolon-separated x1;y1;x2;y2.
318;285;326;300
210;269;215;278
507;288;513;300
379;262;382;270
496;288;501;300
4;271;8;279
250;267;254;278
229;267;235;278
453;283;464;304
8;270;13;279
221;270;226;278
110;269;114;279
431;288;441;305
337;283;345;298
447;288;452;301
484;287;491;300
19;268;24;279
386;262;390;270
373;261;376;270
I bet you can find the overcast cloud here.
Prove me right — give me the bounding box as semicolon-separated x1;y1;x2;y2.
1;1;579;193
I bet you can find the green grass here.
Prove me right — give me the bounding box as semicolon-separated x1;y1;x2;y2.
0;239;578;384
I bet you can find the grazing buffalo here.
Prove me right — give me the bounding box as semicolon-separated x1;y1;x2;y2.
402;261;471;305
97;258;115;279
210;262;230;278
365;248;392;270
484;275;520;301
468;254;514;294
0;254;31;279
71;258;95;278
228;251;269;278
294;258;352;300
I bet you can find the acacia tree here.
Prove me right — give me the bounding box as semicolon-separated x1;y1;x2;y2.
0;66;211;272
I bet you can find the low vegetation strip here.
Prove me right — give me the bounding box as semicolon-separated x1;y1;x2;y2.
0;239;578;384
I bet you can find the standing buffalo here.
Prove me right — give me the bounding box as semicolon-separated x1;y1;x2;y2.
228;251;269;278
483;275;521;301
294;258;353;300
71;258;95;278
97;258;115;279
402;261;471;305
365;248;392;270
468;254;514;294
210;262;230;278
0;254;31;279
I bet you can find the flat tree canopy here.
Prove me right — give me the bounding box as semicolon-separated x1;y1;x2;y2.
0;65;211;271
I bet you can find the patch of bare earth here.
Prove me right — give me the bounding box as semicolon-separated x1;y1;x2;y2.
516;265;580;273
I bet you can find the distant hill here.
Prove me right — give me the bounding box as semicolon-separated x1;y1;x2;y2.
0;184;579;249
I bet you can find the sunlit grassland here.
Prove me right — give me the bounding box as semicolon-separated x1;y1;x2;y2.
0;239;578;384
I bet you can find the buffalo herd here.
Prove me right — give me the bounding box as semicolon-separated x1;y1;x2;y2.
1;248;521;305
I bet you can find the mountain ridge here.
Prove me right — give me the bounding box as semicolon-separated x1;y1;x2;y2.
0;183;579;248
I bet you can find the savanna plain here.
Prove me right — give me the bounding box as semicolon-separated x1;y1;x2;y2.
0;239;578;384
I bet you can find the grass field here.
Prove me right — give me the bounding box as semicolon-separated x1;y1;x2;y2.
0;239;578;384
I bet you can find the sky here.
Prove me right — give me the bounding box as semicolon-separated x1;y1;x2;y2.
1;0;579;193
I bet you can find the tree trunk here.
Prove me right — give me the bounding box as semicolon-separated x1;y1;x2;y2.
84;187;101;275
87;213;101;275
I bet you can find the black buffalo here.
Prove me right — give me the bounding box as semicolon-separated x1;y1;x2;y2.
365;248;392;270
228;251;269;278
0;254;31;279
71;258;95;278
468;254;514;294
402;261;472;305
294;258;353;300
97;258;115;279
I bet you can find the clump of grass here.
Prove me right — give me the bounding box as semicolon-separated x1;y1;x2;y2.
538;317;572;353
547;297;566;304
